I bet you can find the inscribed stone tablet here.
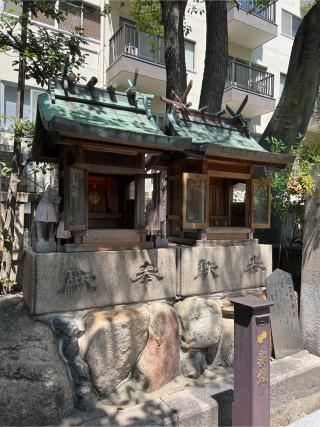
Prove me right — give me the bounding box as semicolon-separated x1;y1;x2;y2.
266;269;303;359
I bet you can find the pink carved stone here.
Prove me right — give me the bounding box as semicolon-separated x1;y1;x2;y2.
135;302;180;392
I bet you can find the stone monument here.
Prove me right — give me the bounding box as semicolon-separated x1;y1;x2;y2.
266;269;303;359
301;173;320;356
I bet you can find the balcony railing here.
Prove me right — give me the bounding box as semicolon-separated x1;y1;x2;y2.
226;60;274;98
229;0;276;23
109;23;165;67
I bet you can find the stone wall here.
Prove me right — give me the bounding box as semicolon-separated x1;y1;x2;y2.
41;296;236;410
301;175;320;356
0;296;74;426
23;244;272;315
21;240;272;413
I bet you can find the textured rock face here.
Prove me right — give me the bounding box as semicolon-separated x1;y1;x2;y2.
79;307;149;396
207;318;234;367
175;297;223;350
180;348;207;378
134;302;180;392
0;295;73;426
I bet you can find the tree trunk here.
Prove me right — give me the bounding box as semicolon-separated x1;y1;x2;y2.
160;0;187;102
199;1;228;113
260;3;320;148
1;0;28;284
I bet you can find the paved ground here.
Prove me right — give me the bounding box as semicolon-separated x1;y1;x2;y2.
289;410;320;427
59;351;320;427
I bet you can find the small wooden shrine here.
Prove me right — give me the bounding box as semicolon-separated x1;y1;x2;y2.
32;75;191;252
25;75;295;316
146;85;293;245
32;77;292;252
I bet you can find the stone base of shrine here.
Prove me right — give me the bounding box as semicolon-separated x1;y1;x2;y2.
23;247;177;315
23;244;272;315
60;351;320;427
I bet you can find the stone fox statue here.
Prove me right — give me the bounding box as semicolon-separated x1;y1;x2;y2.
34;184;61;242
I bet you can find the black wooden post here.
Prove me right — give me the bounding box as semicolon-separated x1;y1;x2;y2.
230;296;273;427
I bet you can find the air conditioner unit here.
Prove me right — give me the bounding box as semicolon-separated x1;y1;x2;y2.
125;44;138;57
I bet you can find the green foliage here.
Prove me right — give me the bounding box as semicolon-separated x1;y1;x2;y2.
0;1;88;86
32;163;54;176
0;277;17;294
0;162;12;177
130;0;205;39
14;119;34;141
132;0;163;37
187;0;205;16
265;137;320;239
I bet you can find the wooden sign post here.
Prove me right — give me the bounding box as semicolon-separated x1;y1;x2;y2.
230;296;273;427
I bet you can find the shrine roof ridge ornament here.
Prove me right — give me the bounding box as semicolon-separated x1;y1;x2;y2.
48;77;154;117
31;69;193;162
55;56;152;114
160;82;294;168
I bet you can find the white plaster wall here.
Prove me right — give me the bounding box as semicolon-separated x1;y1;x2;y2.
184;0;300;134
184;7;206;111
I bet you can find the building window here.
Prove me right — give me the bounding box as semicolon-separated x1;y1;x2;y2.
280;73;286;97
59;1;82;33
31;90;44;122
1;84;44;130
83;4;100;40
185;40;195;72
32;1;101;41
282;10;301;38
2;85;30;130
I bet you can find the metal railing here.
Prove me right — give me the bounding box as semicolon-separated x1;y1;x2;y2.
109;23;165;66
230;0;276;23
226;60;274;98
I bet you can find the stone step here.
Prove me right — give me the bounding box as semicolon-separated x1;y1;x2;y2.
60;350;320;427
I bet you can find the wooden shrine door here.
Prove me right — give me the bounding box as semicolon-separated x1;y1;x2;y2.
209;178;229;227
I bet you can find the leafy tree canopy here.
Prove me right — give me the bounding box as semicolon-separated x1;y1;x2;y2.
0;0;88;86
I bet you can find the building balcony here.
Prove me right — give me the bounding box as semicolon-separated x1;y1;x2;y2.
223;60;276;118
228;0;277;49
107;23;166;96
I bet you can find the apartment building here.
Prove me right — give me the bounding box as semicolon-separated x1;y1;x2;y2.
0;0;310;238
106;0;306;137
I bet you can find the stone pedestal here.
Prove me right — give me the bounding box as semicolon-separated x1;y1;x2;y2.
23;248;177;314
178;244;272;296
33;240;57;253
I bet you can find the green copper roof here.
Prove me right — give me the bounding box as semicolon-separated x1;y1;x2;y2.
32;80;191;160
162;111;294;166
166;113;266;152
38;92;166;137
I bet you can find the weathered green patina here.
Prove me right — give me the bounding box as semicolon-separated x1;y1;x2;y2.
32;80;191;161
164;111;293;166
167;113;266;151
32;79;292;166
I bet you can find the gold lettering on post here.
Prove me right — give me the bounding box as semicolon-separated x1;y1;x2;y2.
257;350;268;385
257;330;268;344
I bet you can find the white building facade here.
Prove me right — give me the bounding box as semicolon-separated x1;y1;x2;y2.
0;0;307;138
